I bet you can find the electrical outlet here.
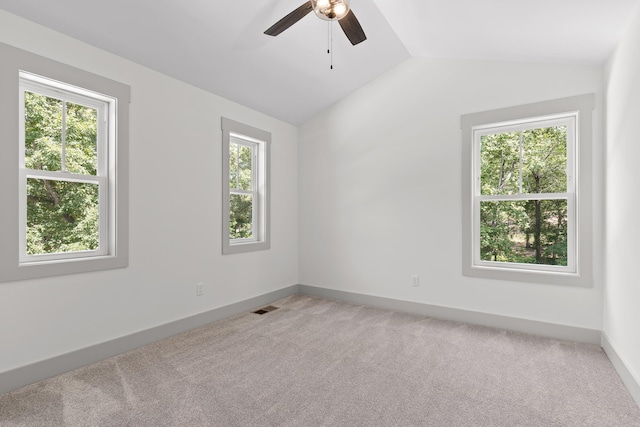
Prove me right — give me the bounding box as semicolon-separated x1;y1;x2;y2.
196;282;204;296
411;275;420;287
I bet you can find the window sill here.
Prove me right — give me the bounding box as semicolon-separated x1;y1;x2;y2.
463;263;590;287
223;240;270;255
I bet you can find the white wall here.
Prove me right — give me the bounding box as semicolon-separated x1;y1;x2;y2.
604;3;640;393
0;10;298;374
299;57;604;329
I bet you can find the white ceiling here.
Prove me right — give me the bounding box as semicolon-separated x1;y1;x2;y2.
376;0;640;64
0;0;638;125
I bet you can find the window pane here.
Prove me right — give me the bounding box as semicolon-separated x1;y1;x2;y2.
229;141;238;188
480;132;520;195
24;91;63;171
65;102;98;175
26;178;99;255
480;199;567;266
230;193;253;239
522;126;567;194
229;141;253;191
237;145;253;191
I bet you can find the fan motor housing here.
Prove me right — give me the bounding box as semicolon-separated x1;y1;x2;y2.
311;0;351;21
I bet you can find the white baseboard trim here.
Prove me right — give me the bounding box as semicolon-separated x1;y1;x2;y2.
0;285;299;396
602;332;640;408
298;285;601;345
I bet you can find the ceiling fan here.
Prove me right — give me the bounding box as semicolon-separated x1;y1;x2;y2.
264;0;367;46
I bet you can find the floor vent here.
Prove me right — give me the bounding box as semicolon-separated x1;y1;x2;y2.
253;305;279;315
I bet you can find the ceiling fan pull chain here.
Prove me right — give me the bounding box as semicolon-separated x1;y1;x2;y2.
330;21;334;70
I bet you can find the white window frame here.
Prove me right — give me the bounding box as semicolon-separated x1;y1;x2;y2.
472;114;577;274
228;136;259;244
0;42;130;283
19;73;113;263
221;117;270;254
461;94;594;286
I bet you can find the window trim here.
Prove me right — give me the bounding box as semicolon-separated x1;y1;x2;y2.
221;117;270;255
461;94;594;287
0;42;130;283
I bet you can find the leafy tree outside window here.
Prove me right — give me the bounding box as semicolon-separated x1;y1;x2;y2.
24;92;101;255
229;138;256;240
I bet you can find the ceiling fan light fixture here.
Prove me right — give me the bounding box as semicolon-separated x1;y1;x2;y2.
311;0;351;21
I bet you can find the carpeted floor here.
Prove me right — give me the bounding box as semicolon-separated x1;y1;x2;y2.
1;294;639;426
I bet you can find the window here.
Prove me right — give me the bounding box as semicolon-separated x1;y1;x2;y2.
461;94;594;286
221;118;270;254
0;42;129;283
475;115;575;271
19;73;111;263
229;138;258;241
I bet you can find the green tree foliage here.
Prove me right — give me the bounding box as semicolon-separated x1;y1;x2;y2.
229;142;254;239
24;92;99;255
480;126;568;265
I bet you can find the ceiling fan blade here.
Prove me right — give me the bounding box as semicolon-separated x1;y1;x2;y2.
338;10;367;46
264;1;314;36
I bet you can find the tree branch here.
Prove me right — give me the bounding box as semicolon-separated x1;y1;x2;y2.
42;179;61;206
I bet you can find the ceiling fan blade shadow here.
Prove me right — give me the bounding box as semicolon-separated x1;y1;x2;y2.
339;10;367;45
264;1;314;36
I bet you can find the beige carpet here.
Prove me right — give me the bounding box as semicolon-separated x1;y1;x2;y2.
1;294;639;426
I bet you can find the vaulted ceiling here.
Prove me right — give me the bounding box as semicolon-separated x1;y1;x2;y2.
0;0;638;125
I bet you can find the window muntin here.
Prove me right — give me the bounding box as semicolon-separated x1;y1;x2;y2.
472;114;577;273
221;117;270;255
19;72;112;263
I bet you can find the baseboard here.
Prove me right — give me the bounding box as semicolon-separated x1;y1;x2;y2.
298;285;601;345
0;284;299;395
0;283;605;397
602;332;640;408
